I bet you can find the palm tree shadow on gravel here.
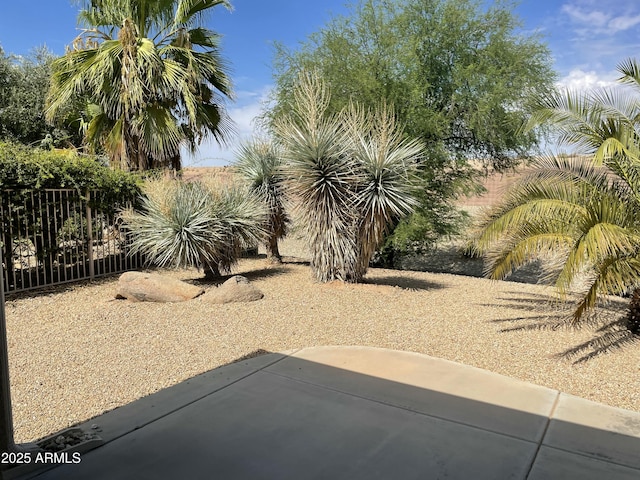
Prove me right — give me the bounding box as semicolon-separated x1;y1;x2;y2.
485;292;639;363
558;321;639;364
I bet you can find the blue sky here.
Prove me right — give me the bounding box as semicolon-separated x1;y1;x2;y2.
1;0;639;166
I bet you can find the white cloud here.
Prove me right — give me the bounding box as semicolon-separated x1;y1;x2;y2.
608;14;640;32
556;68;617;90
561;4;609;28
182;85;273;167
561;2;640;34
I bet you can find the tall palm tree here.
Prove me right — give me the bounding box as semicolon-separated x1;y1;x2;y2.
275;72;423;282
46;0;234;171
234;138;289;263
473;58;640;335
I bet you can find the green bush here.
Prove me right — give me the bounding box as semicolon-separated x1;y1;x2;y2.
0;141;142;279
0;141;141;204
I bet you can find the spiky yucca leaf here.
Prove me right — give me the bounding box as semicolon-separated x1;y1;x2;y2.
275;72;424;282
345;103;424;279
234;139;289;261
275;73;360;282
121;179;267;276
211;184;270;273
121;180;222;269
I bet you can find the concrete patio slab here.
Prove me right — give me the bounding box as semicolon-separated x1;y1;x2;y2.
24;371;537;480
80;350;293;445
266;346;558;441
6;346;640;480
542;393;640;470
527;446;640;480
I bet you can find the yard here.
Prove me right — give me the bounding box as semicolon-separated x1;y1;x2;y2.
5;236;639;443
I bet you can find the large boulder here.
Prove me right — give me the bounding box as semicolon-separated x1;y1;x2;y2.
116;272;204;302
201;275;264;304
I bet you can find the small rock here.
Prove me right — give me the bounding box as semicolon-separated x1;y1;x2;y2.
201;275;264;304
116;272;204;302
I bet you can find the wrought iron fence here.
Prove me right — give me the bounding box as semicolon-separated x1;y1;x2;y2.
1;189;143;293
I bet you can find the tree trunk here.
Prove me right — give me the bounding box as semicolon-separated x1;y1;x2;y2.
203;262;221;280
266;235;282;264
627;287;640;336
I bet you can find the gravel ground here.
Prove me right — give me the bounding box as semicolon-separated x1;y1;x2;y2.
6;236;640;443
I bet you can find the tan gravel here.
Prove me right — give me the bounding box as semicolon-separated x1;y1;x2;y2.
5;237;640;443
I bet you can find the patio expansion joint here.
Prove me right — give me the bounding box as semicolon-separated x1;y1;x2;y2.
260;369;540;445
523;390;560;479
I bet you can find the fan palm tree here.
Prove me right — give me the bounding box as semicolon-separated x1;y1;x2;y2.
121;178;267;277
46;0;234;171
275;72;423;282
473;58;640;335
234;138;289;263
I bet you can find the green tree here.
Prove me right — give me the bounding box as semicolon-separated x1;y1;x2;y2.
266;0;556;258
234;138;289;263
473;59;640;336
0;47;81;147
46;0;234;172
275;73;424;283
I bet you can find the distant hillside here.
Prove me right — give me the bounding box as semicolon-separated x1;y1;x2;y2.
181;166;236;183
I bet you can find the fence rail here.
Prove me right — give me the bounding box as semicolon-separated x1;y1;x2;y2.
1;189;143;294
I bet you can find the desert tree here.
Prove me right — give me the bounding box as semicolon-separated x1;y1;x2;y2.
265;0;556;258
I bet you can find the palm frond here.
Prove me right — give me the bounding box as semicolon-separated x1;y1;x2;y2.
49;0;233;171
617;58;640;94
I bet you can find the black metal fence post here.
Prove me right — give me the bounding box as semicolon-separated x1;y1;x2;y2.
0;257;15;475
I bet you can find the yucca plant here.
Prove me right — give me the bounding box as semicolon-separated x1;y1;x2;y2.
234;139;290;263
275;72;423;282
473;58;640;336
275;73;359;282
121;178;267;277
345;103;423;280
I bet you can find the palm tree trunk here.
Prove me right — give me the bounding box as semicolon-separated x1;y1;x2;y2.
627;288;640;335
